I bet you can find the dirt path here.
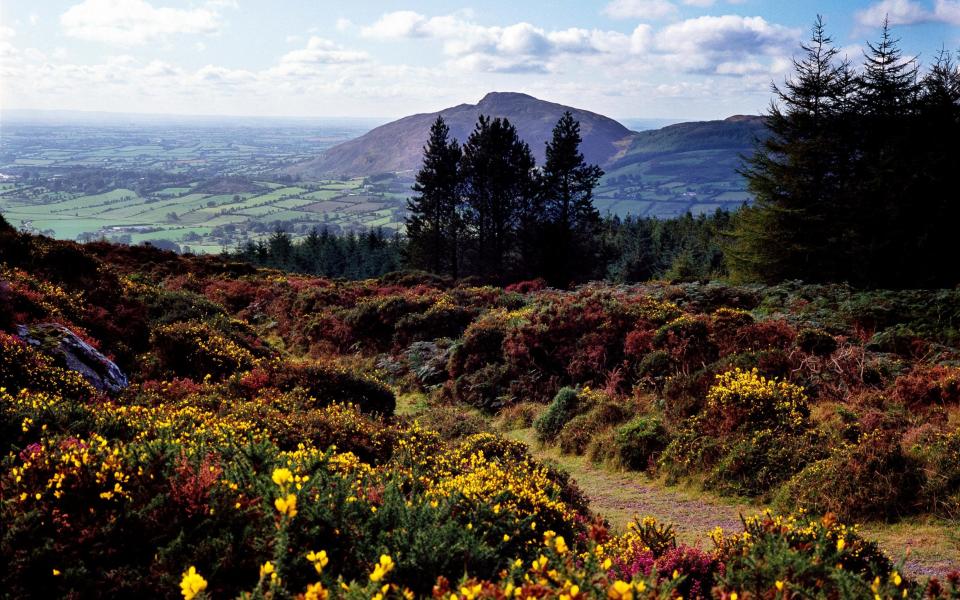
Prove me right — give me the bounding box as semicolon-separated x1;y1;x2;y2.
506;428;959;579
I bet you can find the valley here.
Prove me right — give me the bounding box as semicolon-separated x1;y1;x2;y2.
0;100;761;252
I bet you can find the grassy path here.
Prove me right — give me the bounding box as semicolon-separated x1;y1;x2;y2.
505;427;960;578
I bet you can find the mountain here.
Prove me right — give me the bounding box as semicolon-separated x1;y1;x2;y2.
289;92;637;178
287;92;767;219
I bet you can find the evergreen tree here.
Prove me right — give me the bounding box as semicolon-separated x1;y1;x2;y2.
729;17;856;283
540;111;605;286
460;116;536;280
405;116;462;277
854;20;922;284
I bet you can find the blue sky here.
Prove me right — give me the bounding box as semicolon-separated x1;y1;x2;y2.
1;0;958;120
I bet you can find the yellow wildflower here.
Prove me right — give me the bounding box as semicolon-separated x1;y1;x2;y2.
275;493;298;517
272;467;293;487
608;580;633;600
370;554;395;582
180;566;207;600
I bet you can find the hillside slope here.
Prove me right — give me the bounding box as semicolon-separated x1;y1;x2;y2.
289;92;636;177
289;94;767;217
595;115;766;217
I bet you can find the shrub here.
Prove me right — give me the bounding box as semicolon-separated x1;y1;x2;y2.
143;287;226;325
715;512;902;599
252;361;396;416
868;325;923;355
653;315;717;371
654;545;721;600
703;368;809;436
394;304;476;345
775;431;923;521
615;416;669;470
149;321;256;380
557;413;598;455
495;402;542;431
637;350;674;383
735;319;797;352
504;279;546;294
797;327;838;356
534;387;580;442
0;332;96;400
416;404;489;441
449;363;511;411
705;429;828;498
911;428;960;518
893;365;960;407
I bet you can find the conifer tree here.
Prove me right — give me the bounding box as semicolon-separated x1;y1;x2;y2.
405;116;462;276
729;17;856;283
461;116;536;280
540;111;604;286
854;20;922;284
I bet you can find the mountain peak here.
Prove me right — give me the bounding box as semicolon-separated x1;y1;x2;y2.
288;93;689;178
477;91;538;106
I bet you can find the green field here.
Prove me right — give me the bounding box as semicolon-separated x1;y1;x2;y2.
0;176;408;252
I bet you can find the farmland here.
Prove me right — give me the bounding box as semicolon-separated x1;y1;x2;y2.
0;116;409;252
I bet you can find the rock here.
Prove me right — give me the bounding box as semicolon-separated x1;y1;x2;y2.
15;323;128;393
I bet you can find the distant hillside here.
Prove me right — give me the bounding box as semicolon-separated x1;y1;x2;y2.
288;93;767;218
289;92;636;178
595;115;766;218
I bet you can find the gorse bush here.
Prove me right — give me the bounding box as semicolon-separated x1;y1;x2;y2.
534;387;580;442
660;369;818;497
615;416;669;471
775;431;924;521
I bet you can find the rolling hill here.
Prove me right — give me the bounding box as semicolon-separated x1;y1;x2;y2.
288;92;767;218
289;92;637;178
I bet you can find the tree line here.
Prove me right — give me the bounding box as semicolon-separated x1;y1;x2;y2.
405;112;604;286
729;17;960;288
230;228;402;279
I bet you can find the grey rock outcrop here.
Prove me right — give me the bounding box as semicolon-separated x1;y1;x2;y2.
16;323;128;393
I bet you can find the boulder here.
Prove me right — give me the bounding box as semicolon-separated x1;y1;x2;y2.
15;323;128;393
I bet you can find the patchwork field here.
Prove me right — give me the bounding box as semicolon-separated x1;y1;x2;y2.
0;117;410;252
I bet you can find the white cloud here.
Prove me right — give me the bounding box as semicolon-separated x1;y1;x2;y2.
356;10;798;77
602;0;678;20
934;0;960;24
278;37;369;68
361;11;430;39
0;25;18;62
856;0;930;26
60;0;231;45
855;0;960;27
359;11;643;73
335;18;353;32
654;15;800;74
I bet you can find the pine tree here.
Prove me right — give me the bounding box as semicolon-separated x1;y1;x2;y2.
729;17;856;283
405;116;462;276
460;116;536;280
540;112;605;286
914;49;960;284
854;20;922;285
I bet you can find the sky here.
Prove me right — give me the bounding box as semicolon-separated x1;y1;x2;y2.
1;0;958;120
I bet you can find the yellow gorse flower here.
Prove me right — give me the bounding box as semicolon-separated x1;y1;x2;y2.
260;561;275;579
179;566;207;600
272;467;293;487
306;550;329;574
275;493;298;517
369;554;395;582
607;580;633;600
